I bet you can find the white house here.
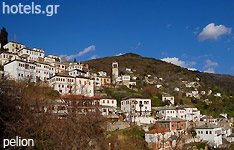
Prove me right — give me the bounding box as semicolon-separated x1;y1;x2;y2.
201;91;206;95
50;62;66;73
214;93;221;97
34;62;55;81
226;133;234;143
155;105;200;122
97;71;107;77
121;96;151;116
122;75;131;81
100;98;117;108
66;62;83;72
49;74;94;97
4;60;55;82
69;69;88;78
18;48;45;62
129;81;137;87
92;76;101;87
132;76;137;80
155;106;176;119
44;99;68;117
192;90;200;98
162;94;175;105
196;123;222;148
179;105;200;122
221;127;231;138
201;116;218;125
46;54;61;62
186;92;193;97
156;84;162;88
44;56;56;63
3;41;26;54
4;60;37;82
0;52;19;65
145;129;172;150
174;87;180;92
186;91;200;98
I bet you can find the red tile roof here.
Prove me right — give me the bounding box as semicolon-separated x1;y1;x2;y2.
146;129;170;134
61;95;101;100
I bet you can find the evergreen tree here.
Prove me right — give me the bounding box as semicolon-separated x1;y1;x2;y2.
74;58;77;62
0;27;8;49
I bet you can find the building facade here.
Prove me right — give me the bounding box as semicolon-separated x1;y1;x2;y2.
196;123;222;148
121;97;151;116
49;74;94;97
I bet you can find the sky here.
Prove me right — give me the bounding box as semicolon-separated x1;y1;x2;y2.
1;0;234;75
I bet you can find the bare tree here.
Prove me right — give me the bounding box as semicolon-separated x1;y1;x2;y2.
0;78;107;150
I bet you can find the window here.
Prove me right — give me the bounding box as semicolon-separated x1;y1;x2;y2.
201;131;203;134
210;131;212;134
206;131;208;134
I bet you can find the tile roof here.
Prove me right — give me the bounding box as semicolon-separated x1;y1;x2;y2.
196;123;220;129
61;95;101;100
146;128;170;134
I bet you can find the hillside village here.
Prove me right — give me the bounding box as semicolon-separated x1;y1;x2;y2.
1;40;234;150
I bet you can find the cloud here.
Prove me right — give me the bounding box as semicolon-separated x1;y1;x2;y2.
166;24;172;28
204;59;218;68
192;54;209;59
193;27;200;35
232;66;234;70
116;53;124;56
204;68;215;73
198;23;232;41
60;45;95;61
203;59;218;73
89;55;98;60
188;68;197;71
161;52;167;56
161;57;196;68
135;42;141;49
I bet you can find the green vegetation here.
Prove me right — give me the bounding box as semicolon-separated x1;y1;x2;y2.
152;98;168;107
122;127;145;138
105;86;142;107
195;142;207;149
0;65;3;71
107;127;149;150
0;27;8;49
85;53;234;117
47;90;60;100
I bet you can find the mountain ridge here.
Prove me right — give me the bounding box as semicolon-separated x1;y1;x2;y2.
84;53;234;95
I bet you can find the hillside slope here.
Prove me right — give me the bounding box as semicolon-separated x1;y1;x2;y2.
84;53;234;94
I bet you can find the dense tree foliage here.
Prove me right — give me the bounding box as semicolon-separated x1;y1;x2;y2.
0;27;8;49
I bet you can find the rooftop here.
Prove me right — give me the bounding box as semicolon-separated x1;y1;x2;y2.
156;117;187;122
196;123;221;129
146;128;170;134
61;95;101;100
